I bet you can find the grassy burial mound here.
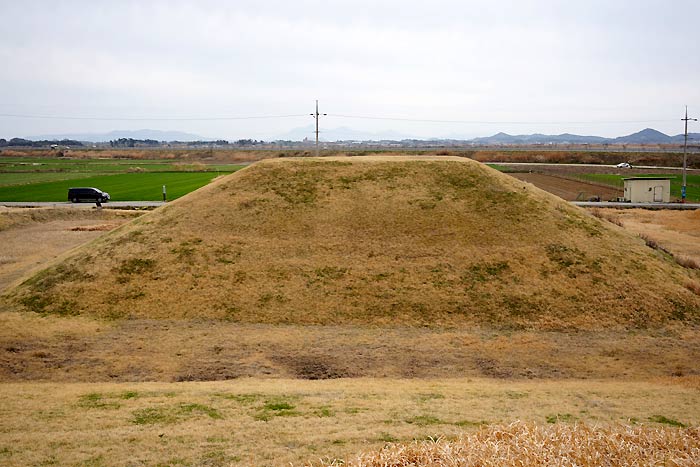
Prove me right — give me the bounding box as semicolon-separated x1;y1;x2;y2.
4;156;699;329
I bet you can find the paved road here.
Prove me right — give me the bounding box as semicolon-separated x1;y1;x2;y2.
3;200;698;211
573;201;700;209
0;201;165;209
487;162;700;171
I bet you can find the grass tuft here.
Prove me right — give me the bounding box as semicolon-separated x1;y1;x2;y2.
131;403;222;425
648;415;687;427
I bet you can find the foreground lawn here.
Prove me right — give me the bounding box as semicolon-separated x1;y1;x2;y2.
0;378;697;467
0;172;232;201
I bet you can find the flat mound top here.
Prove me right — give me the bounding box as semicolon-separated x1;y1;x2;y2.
5;156;699;329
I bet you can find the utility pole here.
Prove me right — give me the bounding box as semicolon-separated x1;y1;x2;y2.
310;100;326;157
682;106;697;203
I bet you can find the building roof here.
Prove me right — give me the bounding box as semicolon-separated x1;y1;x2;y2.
623;177;673;181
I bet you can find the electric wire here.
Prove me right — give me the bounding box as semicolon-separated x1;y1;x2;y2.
0;113;310;121
0;112;680;125
326;114;677;125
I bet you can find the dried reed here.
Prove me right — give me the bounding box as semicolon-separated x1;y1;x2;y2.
309;421;700;467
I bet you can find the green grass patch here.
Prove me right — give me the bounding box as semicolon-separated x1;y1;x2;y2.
416;393;445;402
405;415;447;426
131;403;222;425
0;157;243;200
546;413;576;423
254;397;301;421
572;173;700;201
454;419;488;427
77;393;121;410
0;157;242;176
116;258;156;275
0;172;228;201
219;393;264;404
648;415;687;427
0;172;96;186
314;406;334;417
377;433;399;443
263;401;295;411
486;164;513;172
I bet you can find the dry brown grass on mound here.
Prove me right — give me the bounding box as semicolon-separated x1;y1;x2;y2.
5;156;700;328
308;422;700;467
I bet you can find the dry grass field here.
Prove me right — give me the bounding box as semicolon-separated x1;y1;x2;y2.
1;157;699;466
0;208;142;292
1;378;699;467
603;208;700;267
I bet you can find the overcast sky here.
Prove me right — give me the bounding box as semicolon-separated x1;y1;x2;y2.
1;0;699;140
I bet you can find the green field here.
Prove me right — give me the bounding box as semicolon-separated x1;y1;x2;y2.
0;173;231;201
0;158;241;174
0;157;244;201
571;173;700;202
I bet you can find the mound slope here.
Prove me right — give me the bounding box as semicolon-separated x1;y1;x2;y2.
5;156;699;329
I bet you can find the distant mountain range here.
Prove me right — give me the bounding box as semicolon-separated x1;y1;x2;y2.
20;127;700;145
275;125;414;142
470;128;699;145
25;129;207;142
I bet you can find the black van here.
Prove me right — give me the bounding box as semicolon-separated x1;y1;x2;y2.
68;187;110;203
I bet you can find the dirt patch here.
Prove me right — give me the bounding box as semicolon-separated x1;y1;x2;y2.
273;354;354;380
475;357;513;378
1;316;698;382
510;173;622;201
0;208;140;292
69;224;119;232
174;361;242;382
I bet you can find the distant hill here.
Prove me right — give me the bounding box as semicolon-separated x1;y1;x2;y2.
19;127;700;145
612;128;673;144
472;132;608;145
472;128;699;145
276;125;413;142
26;129;207;143
5;157;698;329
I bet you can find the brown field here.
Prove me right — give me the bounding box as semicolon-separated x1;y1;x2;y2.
0;208;142;292
510;173;622;201
3;147;700;168
1;378;699;467
606;209;700;266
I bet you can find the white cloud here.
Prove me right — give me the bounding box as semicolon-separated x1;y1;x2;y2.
1;0;699;139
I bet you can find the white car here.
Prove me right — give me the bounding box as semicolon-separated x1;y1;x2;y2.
616;162;632;169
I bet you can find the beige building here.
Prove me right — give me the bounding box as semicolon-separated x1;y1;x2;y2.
623;177;671;203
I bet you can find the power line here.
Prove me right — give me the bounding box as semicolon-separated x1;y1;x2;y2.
0;113;309;121
0;111;680;125
327;114;677;125
681;105;698;203
310;100;326;157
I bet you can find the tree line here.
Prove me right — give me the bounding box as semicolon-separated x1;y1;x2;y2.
0;138;84;147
